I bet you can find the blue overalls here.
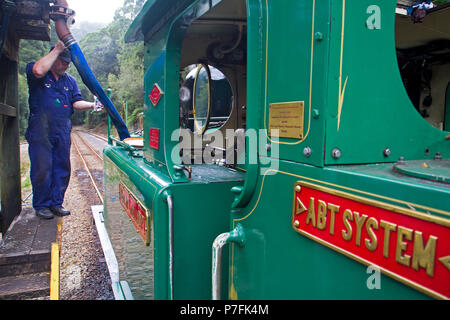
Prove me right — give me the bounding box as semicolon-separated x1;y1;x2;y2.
25;62;83;210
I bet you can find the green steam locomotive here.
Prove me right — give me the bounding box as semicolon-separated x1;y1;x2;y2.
100;0;450;300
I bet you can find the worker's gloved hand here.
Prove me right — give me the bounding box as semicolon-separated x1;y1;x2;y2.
93;97;104;112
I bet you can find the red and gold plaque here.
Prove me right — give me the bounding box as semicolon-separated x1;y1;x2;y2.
119;182;150;245
292;181;450;299
149;128;160;150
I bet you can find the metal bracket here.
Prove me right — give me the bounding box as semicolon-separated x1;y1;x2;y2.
49;4;76;24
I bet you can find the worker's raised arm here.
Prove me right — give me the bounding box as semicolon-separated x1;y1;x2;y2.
32;41;66;78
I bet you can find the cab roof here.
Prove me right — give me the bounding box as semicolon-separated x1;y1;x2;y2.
125;0;192;43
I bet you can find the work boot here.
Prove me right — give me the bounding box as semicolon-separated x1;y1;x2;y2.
50;206;70;217
35;208;54;219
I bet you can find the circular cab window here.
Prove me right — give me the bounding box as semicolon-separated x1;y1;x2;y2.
180;64;233;134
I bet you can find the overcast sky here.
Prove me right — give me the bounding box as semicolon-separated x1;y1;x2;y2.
69;0;125;24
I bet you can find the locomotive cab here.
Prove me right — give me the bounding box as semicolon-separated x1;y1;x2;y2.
103;0;250;299
396;4;450;131
102;0;450;300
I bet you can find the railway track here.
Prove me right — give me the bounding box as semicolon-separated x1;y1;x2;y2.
0;129;113;300
71;130;105;204
84;131;108;143
57;129;114;300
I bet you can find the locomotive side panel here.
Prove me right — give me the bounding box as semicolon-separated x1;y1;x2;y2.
325;0;449;165
106;0;450;300
230;159;449;299
103;154;156;300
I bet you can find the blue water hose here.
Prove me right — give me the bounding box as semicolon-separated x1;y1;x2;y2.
68;42;130;140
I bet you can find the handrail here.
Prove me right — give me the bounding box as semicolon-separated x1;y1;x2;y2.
109;136;136;152
163;191;174;300
212;224;245;300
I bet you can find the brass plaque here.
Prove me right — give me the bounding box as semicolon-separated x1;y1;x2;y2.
268;101;304;139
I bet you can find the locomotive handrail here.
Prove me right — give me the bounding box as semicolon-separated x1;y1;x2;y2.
230;136;259;209
228;0;266;209
163;191;174;300
212;224;245;300
109;136;143;158
110;136;135;151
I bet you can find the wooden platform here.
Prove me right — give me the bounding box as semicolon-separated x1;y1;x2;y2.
0;207;61;299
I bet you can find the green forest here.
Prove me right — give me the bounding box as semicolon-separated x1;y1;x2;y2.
18;0;145;138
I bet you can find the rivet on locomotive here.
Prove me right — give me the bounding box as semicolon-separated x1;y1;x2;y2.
101;0;450;300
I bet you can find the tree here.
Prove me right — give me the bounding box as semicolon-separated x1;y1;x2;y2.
17;0;146;134
75;0;145;129
108;41;144;127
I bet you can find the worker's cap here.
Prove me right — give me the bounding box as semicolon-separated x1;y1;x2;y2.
50;46;71;63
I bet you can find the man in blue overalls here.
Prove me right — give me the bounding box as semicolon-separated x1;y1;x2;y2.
26;41;99;219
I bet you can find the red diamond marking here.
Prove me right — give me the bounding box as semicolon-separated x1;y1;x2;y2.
149;83;163;107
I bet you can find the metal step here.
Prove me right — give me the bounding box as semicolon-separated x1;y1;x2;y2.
0;207;60;299
0;251;51;277
0;272;50;300
0;207;57;274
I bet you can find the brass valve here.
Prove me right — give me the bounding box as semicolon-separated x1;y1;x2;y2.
173;165;192;180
